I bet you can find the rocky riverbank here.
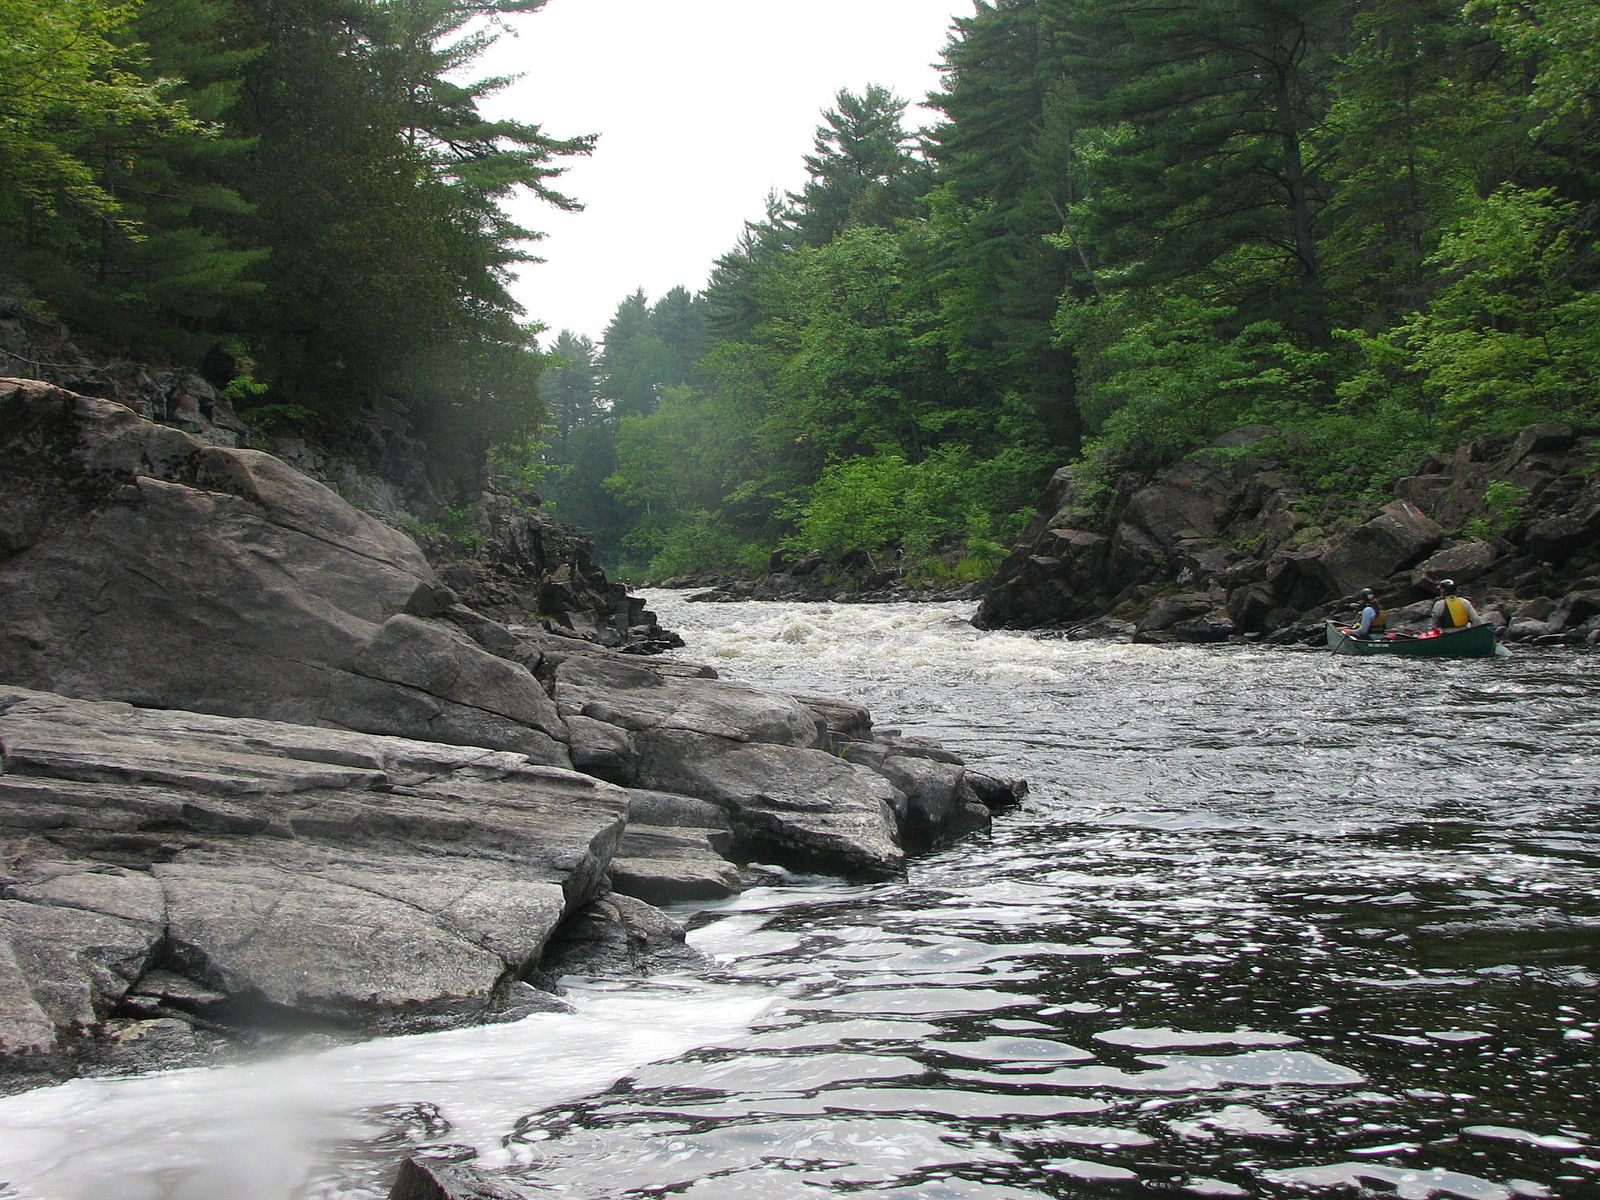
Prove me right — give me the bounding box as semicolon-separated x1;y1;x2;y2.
0;298;679;658
975;423;1600;646
0;378;1023;1089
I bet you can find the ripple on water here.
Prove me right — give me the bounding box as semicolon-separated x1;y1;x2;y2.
5;596;1597;1199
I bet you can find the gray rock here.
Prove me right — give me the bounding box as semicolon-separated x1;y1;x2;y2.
0;380;570;761
610;824;745;904
1411;538;1499;588
630;730;906;880
554;652;823;748
0;380;1021;1081
976;421;1600;641
1317;501;1446;597
1136;592;1217;635
389;1157;531;1200
539;893;707;978
871;754;987;850
0;688;627;1056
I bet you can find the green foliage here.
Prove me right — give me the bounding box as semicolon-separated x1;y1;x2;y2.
787;447;1030;575
786;84;930;248
1400;188;1600;435
0;0;200;219
17;0;1594;578
437;504;484;553
221;372;269;405
238;401;316;441
487;434;550;502
626;511;765;580
1467;480;1533;539
791;455;914;564
2;0;587;478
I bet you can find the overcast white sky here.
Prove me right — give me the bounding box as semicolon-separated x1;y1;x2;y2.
482;0;974;347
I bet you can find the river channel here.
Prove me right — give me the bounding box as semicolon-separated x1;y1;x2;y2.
1;594;1596;1199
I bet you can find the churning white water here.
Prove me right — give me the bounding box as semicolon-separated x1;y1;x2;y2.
2;593;1597;1199
0;981;772;1199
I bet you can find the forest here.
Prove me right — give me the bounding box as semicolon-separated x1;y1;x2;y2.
4;0;1597;580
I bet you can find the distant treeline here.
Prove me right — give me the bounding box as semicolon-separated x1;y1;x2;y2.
5;1;1596;577
545;0;1598;579
1;0;588;479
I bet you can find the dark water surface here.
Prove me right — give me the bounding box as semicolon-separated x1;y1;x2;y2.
1;596;1594;1199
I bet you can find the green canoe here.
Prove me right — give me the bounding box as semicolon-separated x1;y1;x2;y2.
1326;620;1506;658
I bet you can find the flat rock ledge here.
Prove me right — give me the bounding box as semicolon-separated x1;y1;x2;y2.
0;679;1020;1083
0;379;1026;1084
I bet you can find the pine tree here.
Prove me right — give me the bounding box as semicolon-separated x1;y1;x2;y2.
925;0;1081;452
1062;0;1348;348
787;85;930;247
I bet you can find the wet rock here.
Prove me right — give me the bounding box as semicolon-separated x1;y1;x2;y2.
538;893;707;979
610;822;745;904
0;379;1026;1083
627;730;906;880
389;1157;530;1200
869;753;990;851
1136;592;1219;636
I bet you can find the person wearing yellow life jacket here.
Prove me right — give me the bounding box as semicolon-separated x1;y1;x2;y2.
1352;587;1387;638
1431;579;1482;632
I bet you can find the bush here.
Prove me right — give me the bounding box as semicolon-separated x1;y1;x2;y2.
631;511;766;579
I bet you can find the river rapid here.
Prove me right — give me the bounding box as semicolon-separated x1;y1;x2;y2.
1;594;1597;1200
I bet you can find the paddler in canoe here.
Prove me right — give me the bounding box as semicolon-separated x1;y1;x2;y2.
1350;587;1387;640
1430;578;1484;633
1327;579;1505;656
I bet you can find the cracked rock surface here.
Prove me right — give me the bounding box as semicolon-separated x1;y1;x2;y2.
0;688;627;1064
0;379;1025;1079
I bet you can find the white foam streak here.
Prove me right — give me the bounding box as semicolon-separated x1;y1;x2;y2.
0;982;772;1200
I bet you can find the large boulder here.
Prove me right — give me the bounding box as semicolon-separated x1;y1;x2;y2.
975;429;1298;631
1310;500;1447;597
628;730;907;880
0;379;1028;1081
976;422;1600;640
0;379;571;762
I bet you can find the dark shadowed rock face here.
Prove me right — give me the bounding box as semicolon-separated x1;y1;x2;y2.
976;424;1600;645
0;379;570;761
430;495;683;655
388;1157;531;1200
0;380;1027;1077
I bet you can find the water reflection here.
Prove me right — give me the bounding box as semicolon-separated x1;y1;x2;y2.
0;597;1594;1199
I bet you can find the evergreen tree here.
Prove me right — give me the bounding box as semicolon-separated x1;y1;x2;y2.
704;199;794;342
787;85;930;247
925;0;1081;452
226;0;590;476
0;0;196;224
1061;0;1347;349
648;286;708;388
0;0;246;355
60;0;263;356
599;290;668;419
540;330;601;439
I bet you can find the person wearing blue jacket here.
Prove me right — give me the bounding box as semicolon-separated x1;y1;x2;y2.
1352;587;1387;638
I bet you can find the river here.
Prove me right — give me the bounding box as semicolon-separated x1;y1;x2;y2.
0;594;1596;1200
